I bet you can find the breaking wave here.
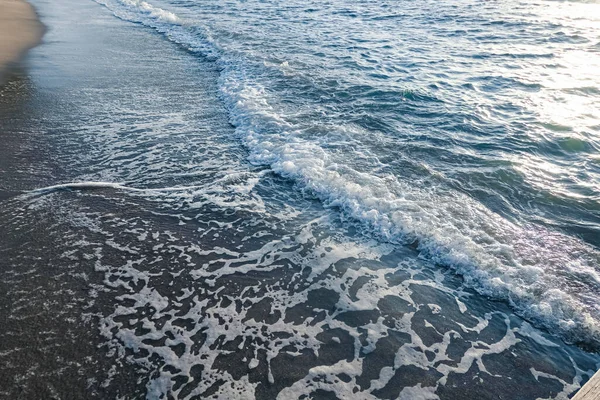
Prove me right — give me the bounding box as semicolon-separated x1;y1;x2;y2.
94;0;600;350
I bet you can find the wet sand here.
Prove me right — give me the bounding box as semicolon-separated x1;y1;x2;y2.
0;0;45;82
1;0;599;398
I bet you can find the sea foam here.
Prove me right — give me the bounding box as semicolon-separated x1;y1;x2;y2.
94;0;600;350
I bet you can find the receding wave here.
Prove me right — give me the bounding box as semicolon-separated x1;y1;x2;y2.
28;181;139;195
94;0;600;349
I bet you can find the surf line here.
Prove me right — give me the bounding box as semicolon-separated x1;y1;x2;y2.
24;181;204;197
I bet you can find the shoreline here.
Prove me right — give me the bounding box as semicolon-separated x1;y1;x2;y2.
0;0;45;83
0;0;598;398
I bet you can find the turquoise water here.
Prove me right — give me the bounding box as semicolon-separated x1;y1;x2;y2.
1;0;600;398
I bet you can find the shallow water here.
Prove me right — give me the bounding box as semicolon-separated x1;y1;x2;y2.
1;0;599;398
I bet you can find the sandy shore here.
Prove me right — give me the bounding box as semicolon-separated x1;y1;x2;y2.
0;0;45;82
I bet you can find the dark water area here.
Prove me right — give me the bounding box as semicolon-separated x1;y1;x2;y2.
1;0;599;399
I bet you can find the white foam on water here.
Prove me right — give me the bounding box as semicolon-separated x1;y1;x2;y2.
25;170;274;217
398;385;440;400
116;0;179;23
29;181;137;194
16;180;595;400
93;0;600;349
78;207;593;399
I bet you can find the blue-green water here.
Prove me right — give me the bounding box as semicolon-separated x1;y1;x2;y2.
99;0;600;347
1;0;599;398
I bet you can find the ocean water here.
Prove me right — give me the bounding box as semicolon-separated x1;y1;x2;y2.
1;0;600;398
